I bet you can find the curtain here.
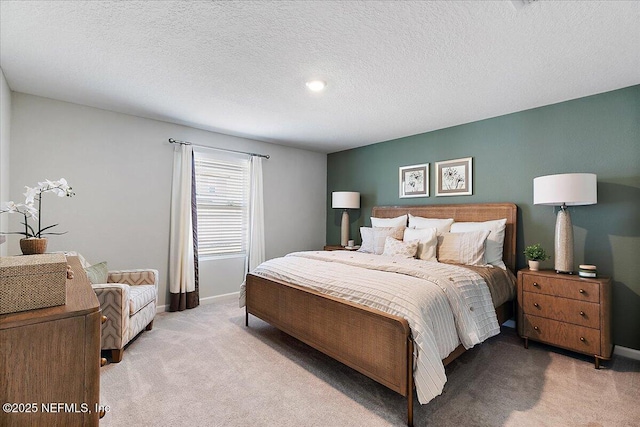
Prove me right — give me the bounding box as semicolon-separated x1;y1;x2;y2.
169;144;199;311
248;156;265;272
240;156;265;307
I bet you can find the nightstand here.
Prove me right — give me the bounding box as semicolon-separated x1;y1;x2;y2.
323;245;359;251
517;269;612;368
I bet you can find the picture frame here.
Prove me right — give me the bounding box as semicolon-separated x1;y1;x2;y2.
435;157;473;196
399;163;429;198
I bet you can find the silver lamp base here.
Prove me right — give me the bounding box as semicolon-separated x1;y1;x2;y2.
554;205;574;274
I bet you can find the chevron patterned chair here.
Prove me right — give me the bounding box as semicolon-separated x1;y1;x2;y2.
65;252;158;363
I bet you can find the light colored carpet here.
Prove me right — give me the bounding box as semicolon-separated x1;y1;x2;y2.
100;299;640;427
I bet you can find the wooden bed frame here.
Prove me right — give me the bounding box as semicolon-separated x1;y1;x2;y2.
245;203;517;426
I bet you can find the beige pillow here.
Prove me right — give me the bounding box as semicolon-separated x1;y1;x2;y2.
408;214;454;235
403;227;438;261
372;227;405;255
437;230;490;266
450;218;507;269
382;236;419;258
371;214;408;228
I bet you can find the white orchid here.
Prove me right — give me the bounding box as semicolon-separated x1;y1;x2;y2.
36;178;73;197
1;178;74;238
21;203;39;220
1;201;36;218
1;201;18;213
24;186;38;204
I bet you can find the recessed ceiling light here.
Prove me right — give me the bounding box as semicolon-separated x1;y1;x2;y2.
306;80;326;92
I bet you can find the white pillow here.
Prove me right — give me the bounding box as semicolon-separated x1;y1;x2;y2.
382;236;419;258
358;227;374;253
403;227;438;261
408;214;454;235
371;214;408;228
372;227;405;255
450;218;507;269
437;230;490;266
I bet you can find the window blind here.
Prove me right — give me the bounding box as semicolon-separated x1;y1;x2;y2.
194;151;250;256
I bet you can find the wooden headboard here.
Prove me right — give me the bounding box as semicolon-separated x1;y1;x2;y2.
372;203;518;273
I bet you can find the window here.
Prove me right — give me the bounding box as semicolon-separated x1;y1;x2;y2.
193;150;250;257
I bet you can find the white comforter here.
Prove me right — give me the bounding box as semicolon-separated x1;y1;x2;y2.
240;250;500;404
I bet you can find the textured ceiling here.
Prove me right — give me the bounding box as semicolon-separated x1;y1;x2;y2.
1;1;639;153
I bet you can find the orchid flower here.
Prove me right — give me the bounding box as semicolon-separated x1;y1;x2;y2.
1;201;18;213
24;186;38;204
21;203;39;220
2;178;74;238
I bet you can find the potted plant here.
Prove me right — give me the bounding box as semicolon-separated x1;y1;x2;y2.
1;178;75;254
524;243;550;271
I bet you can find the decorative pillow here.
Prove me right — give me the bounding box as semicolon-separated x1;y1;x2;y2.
450;218;507;269
371;214;408;228
358;227;374;253
404;227;438;261
408;214;454;235
437;230;490;266
382;236;419;258
85;261;108;284
372;227;405;255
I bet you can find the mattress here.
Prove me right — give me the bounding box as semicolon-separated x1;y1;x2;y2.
241;250;516;405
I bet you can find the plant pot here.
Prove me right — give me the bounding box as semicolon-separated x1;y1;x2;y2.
528;260;540;271
20;238;48;255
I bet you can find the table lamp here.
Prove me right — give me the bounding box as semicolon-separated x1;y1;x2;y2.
332;191;360;246
533;173;597;274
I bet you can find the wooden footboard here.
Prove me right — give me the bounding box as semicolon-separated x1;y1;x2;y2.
246;273;414;425
246;274;514;426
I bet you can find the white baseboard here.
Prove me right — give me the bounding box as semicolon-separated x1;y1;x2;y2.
156;291;240;313
614;345;640;361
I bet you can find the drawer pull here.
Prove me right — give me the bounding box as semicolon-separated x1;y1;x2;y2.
533;326;539;331
580;337;585;342
580;311;585;316
533;303;540;308
101;357;107;367
99;408;106;419
101;315;108;324
533;282;540;287
579;289;585;294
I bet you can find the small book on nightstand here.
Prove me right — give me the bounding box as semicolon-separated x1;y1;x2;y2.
323;245;360;251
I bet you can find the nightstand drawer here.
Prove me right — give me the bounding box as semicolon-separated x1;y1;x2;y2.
523;274;599;303
523;314;600;355
522;291;600;329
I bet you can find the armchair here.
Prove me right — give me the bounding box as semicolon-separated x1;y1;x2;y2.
65;252;158;363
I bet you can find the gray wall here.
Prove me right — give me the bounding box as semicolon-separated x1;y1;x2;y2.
327;85;640;350
0;68;10;256
9;93;327;306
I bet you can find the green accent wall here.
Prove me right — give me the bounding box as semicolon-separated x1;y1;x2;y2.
327;85;640;350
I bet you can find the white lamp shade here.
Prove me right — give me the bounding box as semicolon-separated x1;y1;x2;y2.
332;191;360;209
533;173;597;206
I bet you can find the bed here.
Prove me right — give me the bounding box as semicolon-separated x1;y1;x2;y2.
244;203;517;426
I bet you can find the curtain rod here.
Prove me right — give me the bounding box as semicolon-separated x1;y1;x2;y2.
168;138;270;159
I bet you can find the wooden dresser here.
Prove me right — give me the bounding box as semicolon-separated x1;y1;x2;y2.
0;256;102;426
517;268;612;368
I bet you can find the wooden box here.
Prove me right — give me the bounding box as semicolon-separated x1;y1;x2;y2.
0;254;67;314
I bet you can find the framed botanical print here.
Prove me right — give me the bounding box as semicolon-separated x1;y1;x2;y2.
435;157;473;196
399;163;429;198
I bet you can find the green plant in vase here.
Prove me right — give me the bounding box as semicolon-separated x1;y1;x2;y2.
523;243;550;271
